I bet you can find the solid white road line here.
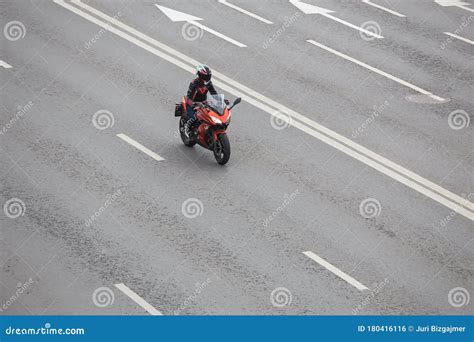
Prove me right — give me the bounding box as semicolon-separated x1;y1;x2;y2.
115;283;163;315
55;0;474;220
117;133;165;161
0;60;13;69
303;251;369;291
361;0;406;17
218;0;273;24
443;32;474;45
306;39;446;102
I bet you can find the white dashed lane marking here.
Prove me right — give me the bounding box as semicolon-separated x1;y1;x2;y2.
117;133;165;162
362;0;406;17
306;39;446;103
218;0;273;24
443;32;474;45
0;60;13;69
303;251;369;291
115;283;163;315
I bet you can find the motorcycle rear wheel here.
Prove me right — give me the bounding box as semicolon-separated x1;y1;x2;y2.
213;133;230;165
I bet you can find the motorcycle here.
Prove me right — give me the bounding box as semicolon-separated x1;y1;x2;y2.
175;94;241;165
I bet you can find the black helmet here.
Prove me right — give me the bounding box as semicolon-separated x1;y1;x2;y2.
196;64;212;82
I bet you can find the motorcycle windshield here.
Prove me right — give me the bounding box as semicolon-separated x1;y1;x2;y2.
206;94;226;115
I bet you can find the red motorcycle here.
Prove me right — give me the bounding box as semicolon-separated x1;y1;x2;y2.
175;94;241;165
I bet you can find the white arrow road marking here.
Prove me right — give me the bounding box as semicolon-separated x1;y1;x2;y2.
155;4;202;21
117;133;165;161
443;32;474;44
187;20;247;47
115;283;163;315
54;0;474;220
0;60;12;69
303;251;369;291
307;39;446;102
435;0;474;12
290;0;384;39
218;0;273;24
155;4;247;47
362;0;406;17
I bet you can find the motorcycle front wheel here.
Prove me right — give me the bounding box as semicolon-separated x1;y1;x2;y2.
213;133;230;165
179;117;196;147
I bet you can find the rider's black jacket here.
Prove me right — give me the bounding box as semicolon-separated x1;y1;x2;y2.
186;78;217;103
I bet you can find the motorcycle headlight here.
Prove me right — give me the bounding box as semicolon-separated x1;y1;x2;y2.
211;117;222;124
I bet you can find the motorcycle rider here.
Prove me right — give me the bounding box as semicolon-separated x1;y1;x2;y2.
184;64;217;136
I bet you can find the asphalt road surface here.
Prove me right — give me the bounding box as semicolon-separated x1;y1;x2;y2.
1;0;472;315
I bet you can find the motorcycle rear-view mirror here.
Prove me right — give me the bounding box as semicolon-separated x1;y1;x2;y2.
230;97;242;110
